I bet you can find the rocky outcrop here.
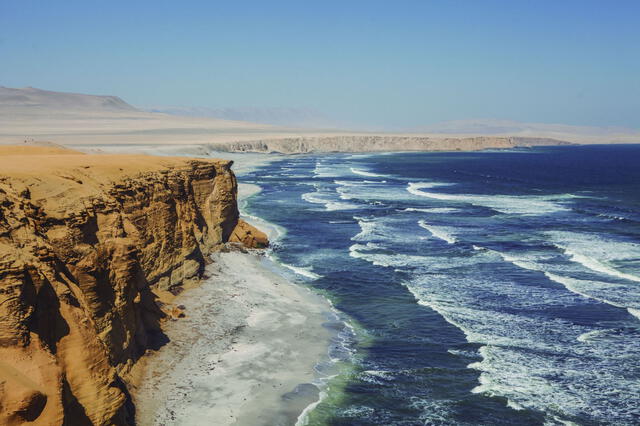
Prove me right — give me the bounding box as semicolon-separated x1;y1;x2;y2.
229;219;269;249
213;135;571;154
0;146;266;425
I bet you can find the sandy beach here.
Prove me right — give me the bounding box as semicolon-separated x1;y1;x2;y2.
129;157;336;425
132;252;334;426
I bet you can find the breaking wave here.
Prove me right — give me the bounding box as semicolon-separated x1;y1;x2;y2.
350;167;389;178
547;231;640;283
406;184;572;215
417;220;456;244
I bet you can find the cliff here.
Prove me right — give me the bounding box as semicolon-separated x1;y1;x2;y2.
0;146;267;425
213;135;571;153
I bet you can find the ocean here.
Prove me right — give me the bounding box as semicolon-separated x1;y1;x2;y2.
240;144;640;426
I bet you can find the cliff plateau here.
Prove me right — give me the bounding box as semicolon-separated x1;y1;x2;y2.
213;135;571;153
0;145;266;425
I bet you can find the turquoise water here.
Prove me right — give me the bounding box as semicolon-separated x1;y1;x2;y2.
242;145;640;425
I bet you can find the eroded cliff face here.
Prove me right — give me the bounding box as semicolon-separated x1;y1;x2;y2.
0;146;266;425
213;135;571;153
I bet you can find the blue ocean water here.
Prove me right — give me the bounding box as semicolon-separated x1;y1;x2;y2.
241;145;640;426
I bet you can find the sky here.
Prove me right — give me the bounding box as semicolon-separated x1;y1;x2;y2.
1;0;639;129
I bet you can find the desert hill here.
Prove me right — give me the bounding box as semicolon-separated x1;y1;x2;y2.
2;86;635;148
0;86;136;113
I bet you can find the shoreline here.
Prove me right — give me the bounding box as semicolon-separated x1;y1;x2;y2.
131;252;335;425
131;153;339;425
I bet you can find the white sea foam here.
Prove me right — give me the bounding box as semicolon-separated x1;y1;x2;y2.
312;161;337;178
350;217;384;241
411;398;456;424
350;167;389;178
295;390;328;426
576;329;613;343
296;301;358;426
334;180;359;187
349;243;428;269
301;192;327;205
488;248;546;273
402;207;460;213
473;244;640;323
417;220;456;244
280;263;322;280
242;212;287;243
406;184;571;215
296;156;640;424
402;263;640;424
349;243;384;265
343;206;640;422
597;212;630;222
326;201;359;211
349;241;483;272
336;186;352;200
334;179;386;186
334;181;412;203
507;399;526;411
547;231;640;283
238;183;286;243
543;272;632;309
406;182;454;197
564;251;640;283
301;191;359;211
628;308;640;320
546;417;581;426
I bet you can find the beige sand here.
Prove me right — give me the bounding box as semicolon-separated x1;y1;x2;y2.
132;252;333;426
0;144;238;217
5;86;632;147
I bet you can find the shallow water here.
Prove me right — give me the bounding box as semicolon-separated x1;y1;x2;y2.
241;145;640;425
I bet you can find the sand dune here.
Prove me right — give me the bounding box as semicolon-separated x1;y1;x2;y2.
1;86;635;148
0;86;136;112
0;87;288;146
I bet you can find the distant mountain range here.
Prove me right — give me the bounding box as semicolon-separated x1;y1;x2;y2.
146;106;640;143
0;86;136;112
411;118;637;140
1;86;638;144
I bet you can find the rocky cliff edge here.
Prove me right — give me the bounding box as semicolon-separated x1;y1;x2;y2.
0;145;267;425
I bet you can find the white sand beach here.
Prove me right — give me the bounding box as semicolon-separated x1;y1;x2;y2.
132;251;334;426
127;148;336;425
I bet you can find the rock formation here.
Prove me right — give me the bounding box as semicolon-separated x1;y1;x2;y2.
213;135;572;154
0;145;265;425
229;219;269;249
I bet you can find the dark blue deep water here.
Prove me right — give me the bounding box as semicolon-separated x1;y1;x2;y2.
241;145;640;426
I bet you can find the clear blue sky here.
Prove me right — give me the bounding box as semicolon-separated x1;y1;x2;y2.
1;0;638;129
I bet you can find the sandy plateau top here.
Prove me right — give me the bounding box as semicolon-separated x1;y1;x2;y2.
0;141;268;425
0;144;230;215
0;86;292;145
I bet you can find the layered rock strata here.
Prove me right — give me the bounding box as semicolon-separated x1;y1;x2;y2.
213;135;571;153
0;146;265;425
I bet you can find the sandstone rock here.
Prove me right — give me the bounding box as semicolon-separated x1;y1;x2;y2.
213;135;571;154
229;219;269;249
0;146;265;425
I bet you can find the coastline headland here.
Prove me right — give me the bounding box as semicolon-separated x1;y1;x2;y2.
0;145;267;424
210;135;571;154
